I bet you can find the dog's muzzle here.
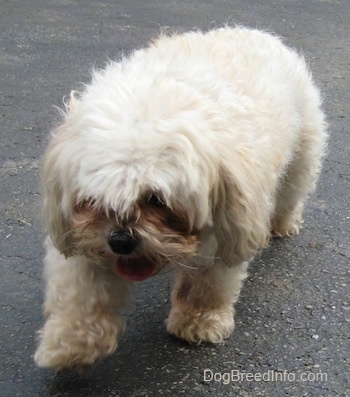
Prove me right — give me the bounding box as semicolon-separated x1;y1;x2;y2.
108;230;138;255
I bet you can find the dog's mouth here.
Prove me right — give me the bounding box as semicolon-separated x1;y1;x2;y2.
116;256;158;281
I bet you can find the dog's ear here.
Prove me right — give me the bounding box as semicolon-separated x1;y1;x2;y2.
42;128;75;258
213;153;271;266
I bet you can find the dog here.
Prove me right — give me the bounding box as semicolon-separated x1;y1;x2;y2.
34;27;327;372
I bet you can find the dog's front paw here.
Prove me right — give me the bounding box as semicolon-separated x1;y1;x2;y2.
34;314;125;372
166;307;235;344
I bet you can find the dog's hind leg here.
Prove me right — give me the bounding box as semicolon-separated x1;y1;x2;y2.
166;262;248;344
271;96;327;237
34;242;133;372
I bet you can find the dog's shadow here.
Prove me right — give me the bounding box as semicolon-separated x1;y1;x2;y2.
47;334;196;396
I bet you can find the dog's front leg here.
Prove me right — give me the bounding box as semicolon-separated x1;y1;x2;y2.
34;244;133;372
166;262;248;344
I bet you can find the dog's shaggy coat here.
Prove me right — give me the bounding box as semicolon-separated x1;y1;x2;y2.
34;27;327;371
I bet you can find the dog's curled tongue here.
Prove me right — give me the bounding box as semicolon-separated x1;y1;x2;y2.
116;257;157;281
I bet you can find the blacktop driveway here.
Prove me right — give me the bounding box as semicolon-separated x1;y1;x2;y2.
0;1;349;396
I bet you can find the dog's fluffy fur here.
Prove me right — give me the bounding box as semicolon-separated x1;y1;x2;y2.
34;27;327;371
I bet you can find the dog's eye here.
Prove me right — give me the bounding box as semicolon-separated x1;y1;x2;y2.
147;194;166;208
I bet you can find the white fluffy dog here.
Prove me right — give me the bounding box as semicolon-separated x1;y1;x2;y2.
34;27;327;371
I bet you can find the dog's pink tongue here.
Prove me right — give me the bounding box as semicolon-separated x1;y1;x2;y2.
116;258;156;281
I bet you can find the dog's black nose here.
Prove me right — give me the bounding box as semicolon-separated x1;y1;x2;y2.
108;230;138;255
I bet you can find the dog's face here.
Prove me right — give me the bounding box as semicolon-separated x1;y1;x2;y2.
69;192;199;280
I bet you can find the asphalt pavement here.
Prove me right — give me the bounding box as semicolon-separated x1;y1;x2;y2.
0;1;349;396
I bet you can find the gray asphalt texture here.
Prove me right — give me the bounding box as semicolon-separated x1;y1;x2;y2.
1;1;349;396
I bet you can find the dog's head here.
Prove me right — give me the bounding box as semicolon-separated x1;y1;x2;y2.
42;72;270;280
